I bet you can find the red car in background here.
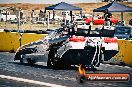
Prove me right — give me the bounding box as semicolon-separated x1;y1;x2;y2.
84;16;118;25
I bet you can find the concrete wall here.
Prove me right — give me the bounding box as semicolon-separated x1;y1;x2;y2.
0;31;132;66
0;32;46;52
114;40;132;66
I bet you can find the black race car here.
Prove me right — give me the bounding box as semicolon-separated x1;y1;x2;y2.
14;26;119;69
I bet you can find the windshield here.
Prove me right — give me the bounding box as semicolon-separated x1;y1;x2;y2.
115;27;131;35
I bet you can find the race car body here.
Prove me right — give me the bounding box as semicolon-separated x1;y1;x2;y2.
14;27;118;69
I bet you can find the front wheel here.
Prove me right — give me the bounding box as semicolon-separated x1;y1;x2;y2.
14;51;24;63
20;54;24;63
47;49;61;69
27;58;35;65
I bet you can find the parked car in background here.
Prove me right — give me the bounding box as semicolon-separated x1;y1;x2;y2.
74;18;85;24
0;12;17;22
49;14;63;21
61;11;71;21
84;16;118;25
114;26;132;39
77;22;89;29
73;14;81;20
74;18;89;29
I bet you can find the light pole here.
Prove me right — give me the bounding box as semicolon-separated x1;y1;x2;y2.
17;9;20;30
47;11;50;29
17;8;23;47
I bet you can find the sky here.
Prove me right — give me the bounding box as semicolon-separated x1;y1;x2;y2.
0;0;131;4
0;0;98;4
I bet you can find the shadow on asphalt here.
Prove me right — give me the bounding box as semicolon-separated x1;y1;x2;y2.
9;62;49;69
9;62;103;72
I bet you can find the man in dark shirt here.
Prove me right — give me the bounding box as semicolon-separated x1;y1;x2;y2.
103;9;112;26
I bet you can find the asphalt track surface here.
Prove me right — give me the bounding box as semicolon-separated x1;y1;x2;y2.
0;52;131;87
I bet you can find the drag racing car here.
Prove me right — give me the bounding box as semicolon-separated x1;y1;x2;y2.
14;26;119;69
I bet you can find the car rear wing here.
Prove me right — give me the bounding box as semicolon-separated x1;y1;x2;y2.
75;28;115;37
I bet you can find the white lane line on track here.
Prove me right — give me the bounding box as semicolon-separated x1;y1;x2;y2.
102;64;131;69
0;75;66;87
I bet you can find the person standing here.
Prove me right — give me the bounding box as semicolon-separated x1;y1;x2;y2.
31;10;36;23
103;9;112;26
39;10;44;21
20;10;24;24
